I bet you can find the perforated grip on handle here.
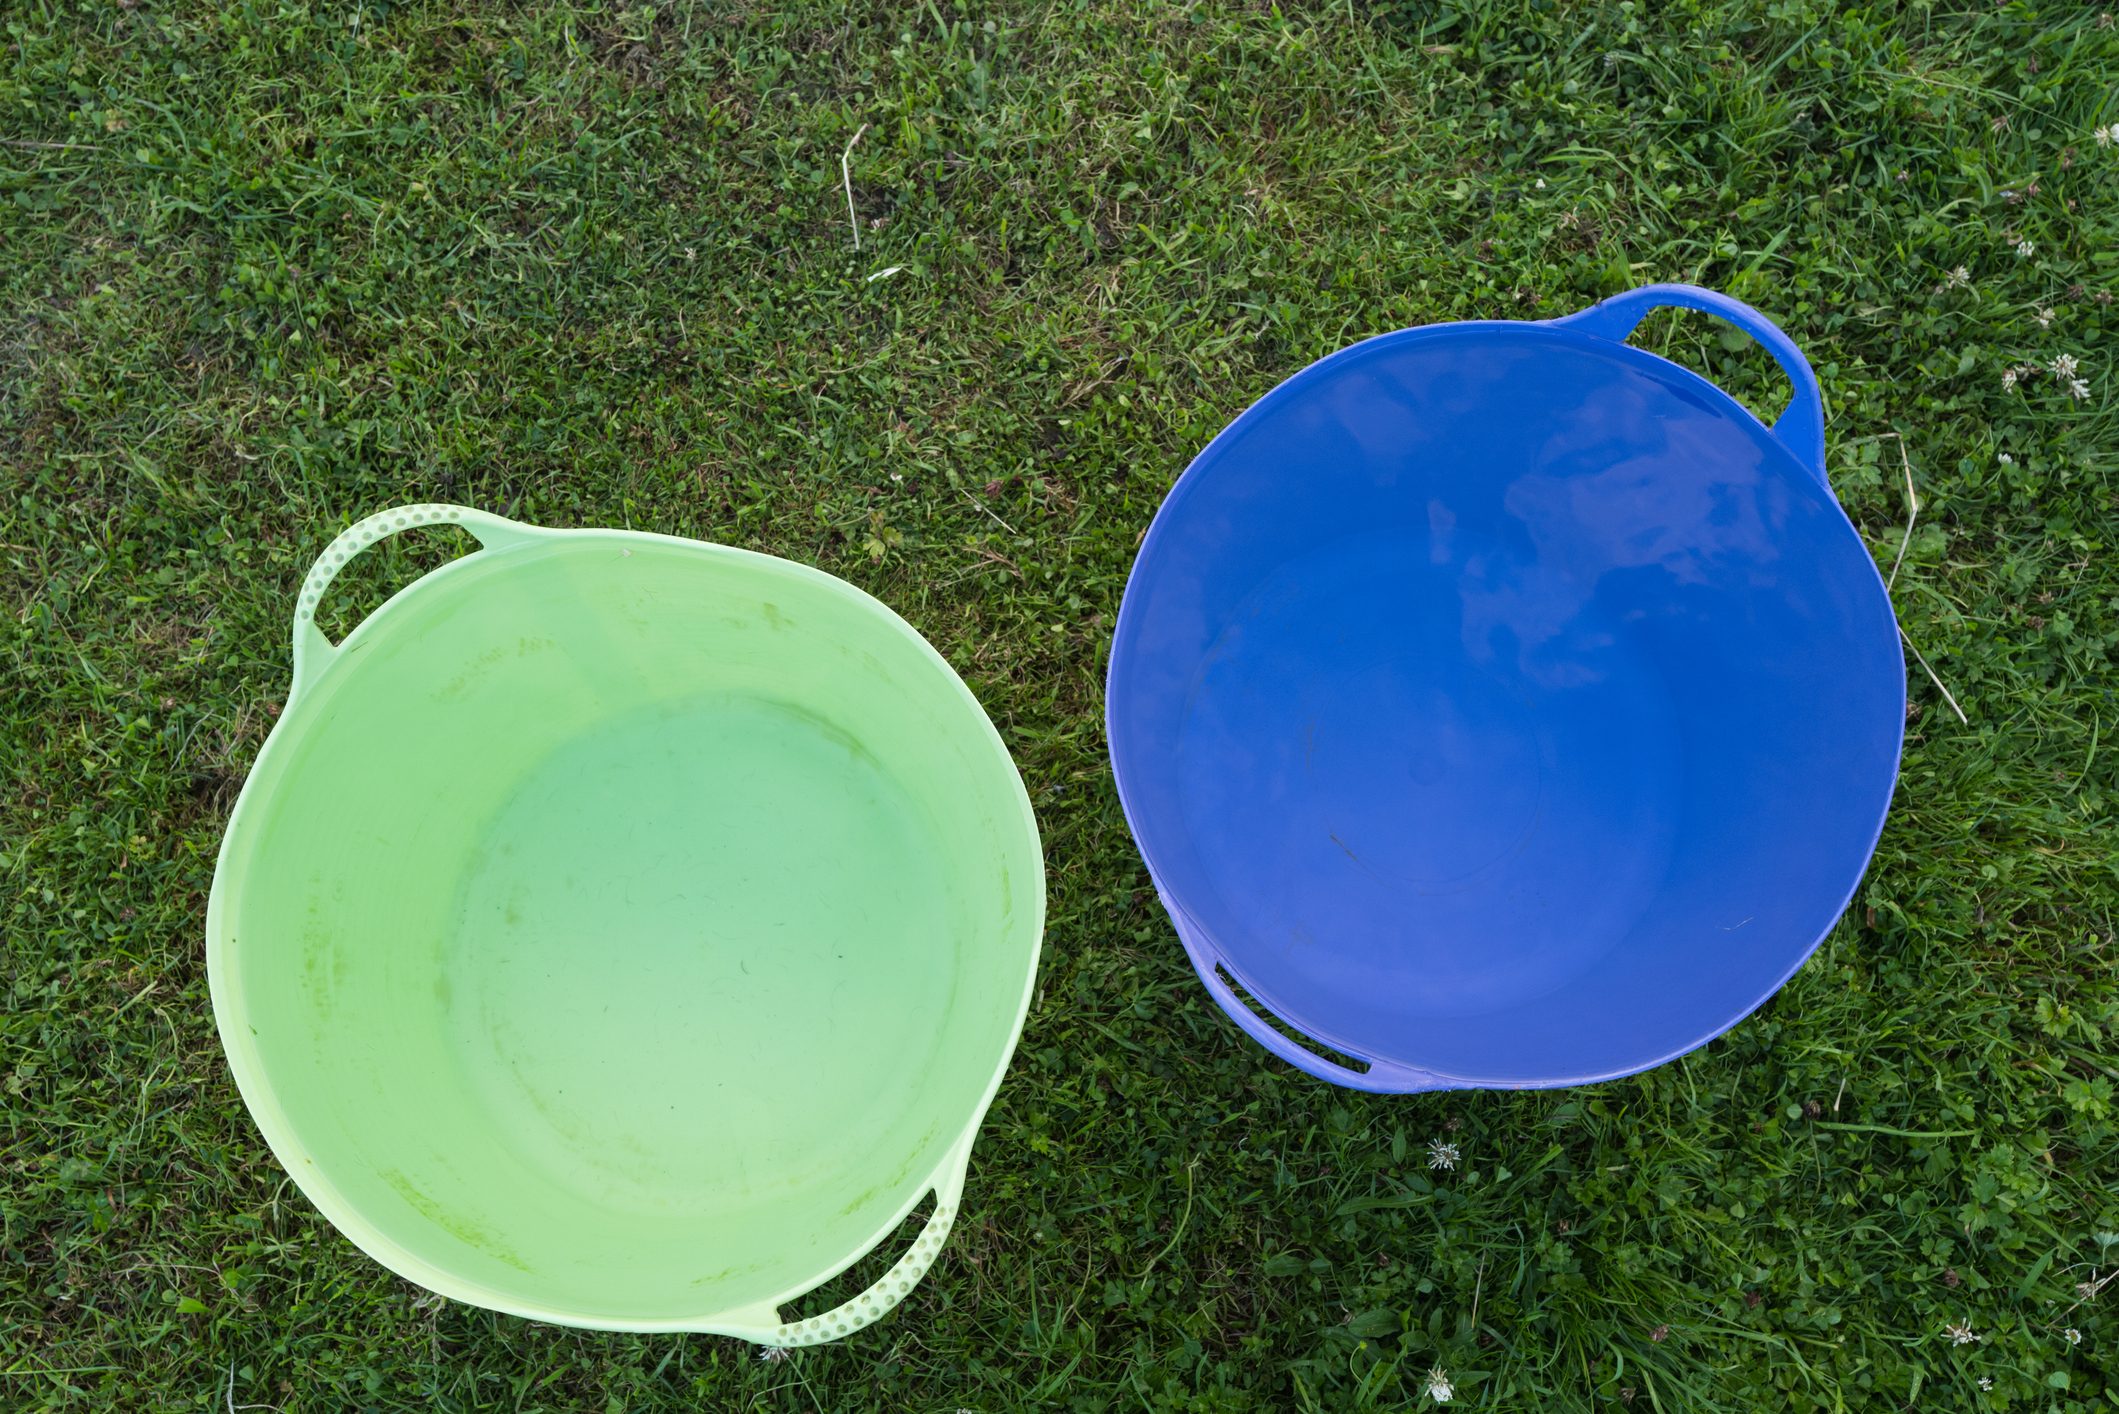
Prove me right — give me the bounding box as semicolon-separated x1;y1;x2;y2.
290;503;543;701
1550;283;1830;493
698;1133;975;1347
768;1191;960;1347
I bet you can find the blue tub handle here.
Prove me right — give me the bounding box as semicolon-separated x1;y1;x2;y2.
1166;895;1451;1094
1550;284;1829;493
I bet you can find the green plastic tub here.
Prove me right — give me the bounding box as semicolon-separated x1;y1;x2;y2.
207;505;1043;1344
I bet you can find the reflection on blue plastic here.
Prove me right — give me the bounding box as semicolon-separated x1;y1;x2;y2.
1106;285;1905;1092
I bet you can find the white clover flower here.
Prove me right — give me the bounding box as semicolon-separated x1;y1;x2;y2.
2002;368;2020;391
2068;376;2091;401
1427;1139;1460;1171
2036;306;2055;327
1947;1320;1980;1345
1978;1375;1994;1390
2051;354;2079;378
2098;123;2119;148
1425;1365;1455;1403
2065;1327;2082;1344
758;1345;790;1363
1998;452;2015;465
2016;239;2035;258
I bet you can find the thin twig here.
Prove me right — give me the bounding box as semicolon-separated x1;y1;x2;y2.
840;122;870;251
3;139;103;151
1886;437;1917;592
1901;631;1968;725
961;488;1019;536
226;1363;282;1414
938;546;1022;588
2063;1265;2116;1317
1876;433;1969;724
971;545;1022;576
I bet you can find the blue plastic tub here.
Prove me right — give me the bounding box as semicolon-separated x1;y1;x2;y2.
1106;285;1905;1092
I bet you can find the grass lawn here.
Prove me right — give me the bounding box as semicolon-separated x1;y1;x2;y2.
5;0;2118;1408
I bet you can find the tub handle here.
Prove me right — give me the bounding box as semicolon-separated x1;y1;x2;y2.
1550;283;1829;493
1168;896;1450;1094
696;1131;975;1347
290;503;546;703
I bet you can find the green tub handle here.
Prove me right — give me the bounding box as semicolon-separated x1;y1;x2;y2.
291;503;547;702
707;1130;976;1348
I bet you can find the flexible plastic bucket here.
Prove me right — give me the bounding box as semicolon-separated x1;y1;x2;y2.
208;505;1042;1343
1106;285;1904;1092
